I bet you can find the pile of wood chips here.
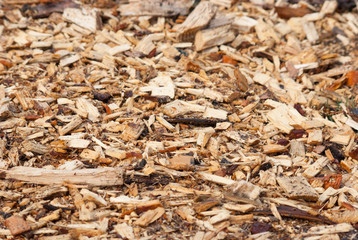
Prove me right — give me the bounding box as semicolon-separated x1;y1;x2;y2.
1;0;358;239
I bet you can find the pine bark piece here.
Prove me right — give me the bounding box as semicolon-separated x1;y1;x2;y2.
277;175;319;201
0;167;124;186
5;216;31;236
194;25;235;51
174;1;217;41
63;7;102;33
119;0;194;16
134;207;165;227
58;116;82;136
303;157;330;178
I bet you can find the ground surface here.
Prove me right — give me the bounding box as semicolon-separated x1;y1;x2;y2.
1;0;358;239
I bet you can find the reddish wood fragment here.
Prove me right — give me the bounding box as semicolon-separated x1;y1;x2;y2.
168;155;194;170
313;145;325;154
325;76;346;91
158;146;179;153
103;104;112;115
275;6;312;19
99;158;112;164
5;216;31;236
288;129;307;139
186;61;201;73
341;161;352;173
286;61;299;79
194;198;220;213
135;200;163;214
0;59;13;68
147;48;156;58
277;139;289;146
125;152;143;159
325;149;335;161
208;52;223;61
309;174;342;190
92;0;116;8
222;55;237;65
234;68;249;92
214;169;226;177
93;91;112;102
294;103;306;116
25;115;41;120
349;148;358;160
340;202;355;211
346;71;358;87
251;221;272;234
254;205;334;224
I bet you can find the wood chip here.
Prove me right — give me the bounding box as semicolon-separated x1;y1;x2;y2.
277;175;319;201
0;167;124;186
135;207;165;227
174;1;217;41
5;216;30;236
2;1;358;238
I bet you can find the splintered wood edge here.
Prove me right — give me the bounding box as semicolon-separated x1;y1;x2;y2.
0;167;124;186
